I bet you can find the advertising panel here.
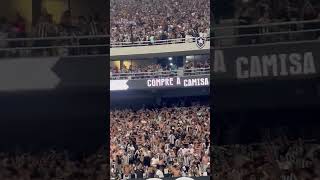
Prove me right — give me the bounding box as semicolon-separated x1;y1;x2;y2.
110;75;210;91
213;41;320;81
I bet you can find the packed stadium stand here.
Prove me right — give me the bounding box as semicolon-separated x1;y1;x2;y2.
110;56;209;80
110;0;210;43
110;100;210;179
214;137;320;179
0;1;108;179
110;94;210;179
213;0;320;47
222;0;320;23
110;33;210;178
1;0;320;179
110;11;211;176
0;0;108;58
0;148;108;180
212;1;320;180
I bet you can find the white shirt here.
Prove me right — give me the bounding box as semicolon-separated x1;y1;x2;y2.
175;139;181;146
169;134;175;144
189;148;194;154
183;156;190;166
151;157;159;166
156;169;164;178
181;148;188;155
165;143;170;151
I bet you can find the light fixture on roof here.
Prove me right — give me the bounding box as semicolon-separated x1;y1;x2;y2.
168;57;173;61
186;56;192;60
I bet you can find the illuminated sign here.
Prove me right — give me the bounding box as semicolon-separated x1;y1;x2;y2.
110;75;210;91
213;41;320;81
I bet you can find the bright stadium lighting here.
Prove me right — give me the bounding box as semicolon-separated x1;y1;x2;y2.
170;63;173;66
168;57;173;61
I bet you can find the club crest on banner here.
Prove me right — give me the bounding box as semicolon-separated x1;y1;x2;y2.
196;37;206;49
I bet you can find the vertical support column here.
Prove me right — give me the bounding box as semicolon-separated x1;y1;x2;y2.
68;0;71;12
32;0;42;26
120;60;124;69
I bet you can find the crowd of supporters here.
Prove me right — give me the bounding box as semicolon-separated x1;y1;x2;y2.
234;0;320;24
214;137;320;180
0;10;107;57
241;0;320;43
214;0;320;45
0;10;107;39
110;59;210;79
110;0;210;43
0;149;108;180
110;105;210;179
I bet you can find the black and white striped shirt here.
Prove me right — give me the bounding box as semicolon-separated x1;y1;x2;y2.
36;22;49;37
89;21;99;36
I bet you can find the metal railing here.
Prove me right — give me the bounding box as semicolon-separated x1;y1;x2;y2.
211;19;320;48
110;36;210;48
0;34;109;58
212;19;320;30
0;19;319;58
110;67;210;80
0;34;210;57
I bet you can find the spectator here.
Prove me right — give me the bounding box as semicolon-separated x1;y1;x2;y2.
301;0;318;39
229;0;320;44
213;136;320;180
0;148;108;180
33;12;57;56
60;10;72;32
13;12;26;39
0;17;9;57
110;58;210;79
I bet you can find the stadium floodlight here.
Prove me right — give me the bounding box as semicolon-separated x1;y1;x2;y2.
170;63;173;66
168;57;173;61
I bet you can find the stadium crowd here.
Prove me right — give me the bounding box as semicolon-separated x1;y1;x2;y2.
0;10;107;39
235;0;320;24
213;0;320;45
110;0;210;43
0;149;108;180
0;10;107;57
110;105;210;179
110;59;210;79
214;137;320;180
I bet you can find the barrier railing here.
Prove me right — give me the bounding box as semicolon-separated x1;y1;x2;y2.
0;35;210;57
212;19;320;30
0;19;319;58
110;68;210;80
0;34;109;58
110;36;210;48
211;19;320;47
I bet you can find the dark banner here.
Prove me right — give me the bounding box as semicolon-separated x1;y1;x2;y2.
110;75;210;91
213;41;320;81
54;56;107;89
